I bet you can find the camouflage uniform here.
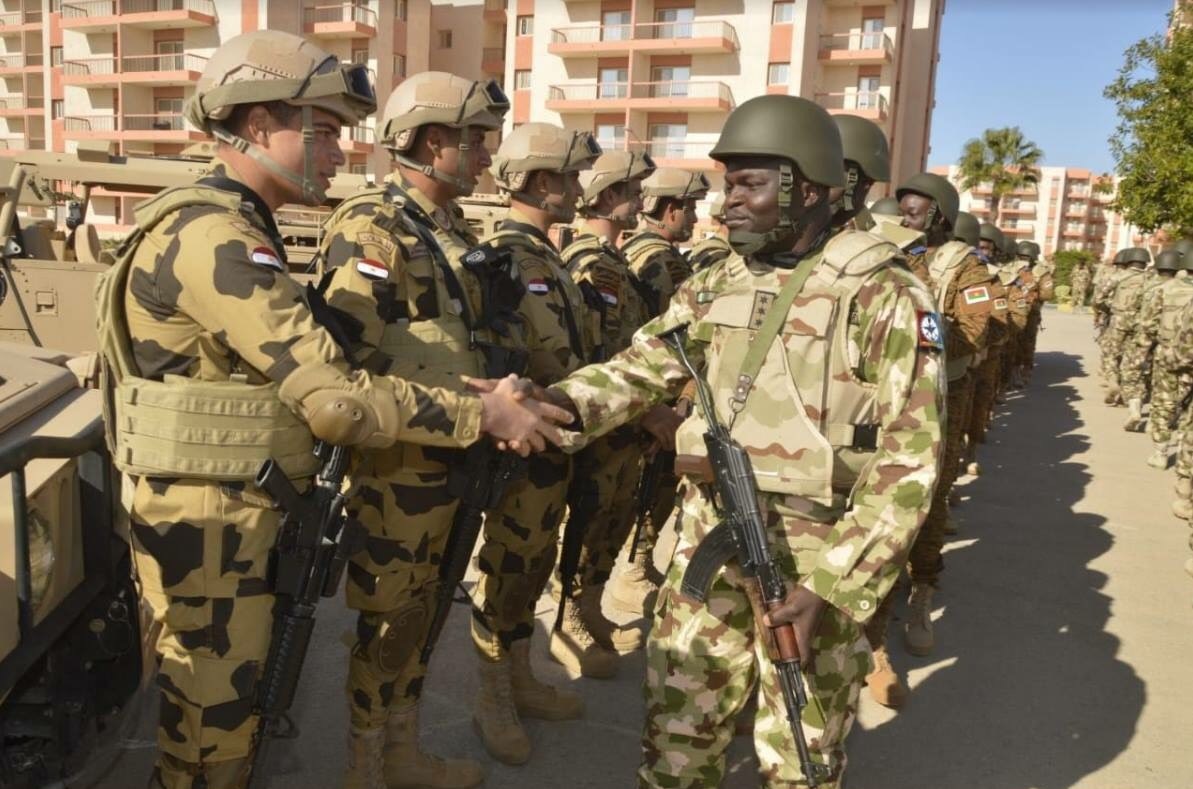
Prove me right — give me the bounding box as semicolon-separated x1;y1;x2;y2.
1120;274;1170;404
317;177;502;731
966;254;1011;452
552;232;944;788
116;161;482;786
1107;268;1148;393
1070;263;1092;307
687;234;733;274
1094;267;1128;386
1146;274;1193;446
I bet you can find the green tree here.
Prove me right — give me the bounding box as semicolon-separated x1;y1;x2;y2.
1105;22;1193;233
956;127;1044;225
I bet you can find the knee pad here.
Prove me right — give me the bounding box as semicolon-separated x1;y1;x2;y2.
362;586;435;676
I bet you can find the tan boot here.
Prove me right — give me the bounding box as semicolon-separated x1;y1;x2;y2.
509;639;583;720
472;656;531;766
344;726;386;789
865;647;907;708
580;584;646;654
607;549;660;618
943;510;960;536
548;598;619;678
1174;497;1193;521
1104;387;1121;405
1184;557;1193;579
383;704;485;788
1176;476;1191;499
903;584;935;657
1147;446;1171;469
1124;398;1145;432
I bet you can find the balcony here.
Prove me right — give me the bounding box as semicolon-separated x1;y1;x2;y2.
1003;225;1034;236
548;20;739;57
0;9;43;31
0;53;43;74
481;47;504;75
61;0;217;32
483;0;505;22
303;3;378;39
546;81;734;113
626;139;718;171
63;113;205;142
340;124;375;154
818;32;894;65
815;91;889;121
0;96;44;116
63;53;208;87
1061;227;1086;239
1001;204;1036;217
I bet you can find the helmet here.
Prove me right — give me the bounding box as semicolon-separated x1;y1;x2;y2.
185;30;376;204
1121;247;1151;266
979;223;1005;248
579;150;656;208
1154;249;1183;272
1112;249;1127;265
709;193;726;222
896;172;960;228
641;168;711;214
379;71;509;194
1016;240;1041;261
490;123;601;192
709;95;846;188
834;114;891;182
1173;238;1193;260
954;211;981;247
1000;233;1018;259
870;197;902;217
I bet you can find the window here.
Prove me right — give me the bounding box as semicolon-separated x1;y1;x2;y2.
394;54;406;78
51;99;63;119
397;0;407;21
514;70;532;90
155;97;184;129
767;63;789;85
438;30;453;48
650;65;690;97
516;15;533;36
603;10;631;41
156;38;184;70
595;123;625;152
856;75;880;108
350;163;369;176
50;46;63;66
599;67;628;98
649;122;687;158
772;2;794;23
351;48;369;65
655;7;694;39
861;17;884;49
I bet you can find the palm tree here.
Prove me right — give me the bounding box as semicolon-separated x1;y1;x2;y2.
956;127;1044;225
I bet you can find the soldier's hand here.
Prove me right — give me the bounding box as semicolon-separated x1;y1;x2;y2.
763;586;829;664
478;374;574;456
641;404;683;452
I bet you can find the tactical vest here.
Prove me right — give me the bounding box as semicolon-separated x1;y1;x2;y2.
688;236;732;274
563;233;651;355
675;232;915;503
1111;269;1146;331
1159;278;1193;345
926;241;980;380
623;230;685;312
95;186;320;481
320;188;486;381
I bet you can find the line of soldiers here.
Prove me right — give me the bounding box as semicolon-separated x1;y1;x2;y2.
93;30;1051;789
1091;241;1193;583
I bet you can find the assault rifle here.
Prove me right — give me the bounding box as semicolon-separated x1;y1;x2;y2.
628;448;670;562
659;324;828;788
249;442;367;788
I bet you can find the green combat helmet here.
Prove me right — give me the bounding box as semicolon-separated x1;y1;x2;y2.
1112;249;1128;266
1154;249;1183;274
709;94;845;254
1000;232;1018;262
1016;240;1041;262
954;211;981;247
185;29;376;204
1172;238;1193;267
379;71;509;195
978;222;1005;257
896;172;960;229
833;114;890;216
870;197;902;217
1121;247;1151;268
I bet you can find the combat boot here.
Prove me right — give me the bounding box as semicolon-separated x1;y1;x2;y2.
1123;399;1146;432
1104;386;1121;405
548;598;619;678
903;584;935;657
607;550;661;618
344;725;386;789
1147;444;1171;469
472;655;532;766
963;444;981;477
1185;557;1193;579
943;511;960;536
509;639;583;720
1173;497;1192;521
865;646;907;708
580;584;646;654
384;704;485;787
1176;476;1191;499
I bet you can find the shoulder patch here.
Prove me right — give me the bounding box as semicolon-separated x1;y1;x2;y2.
250;246;284;272
696;290;717;304
355;258;389;280
917;310;944;351
357;231;396;256
963;285;991;305
599;287;619;306
527;278;551;294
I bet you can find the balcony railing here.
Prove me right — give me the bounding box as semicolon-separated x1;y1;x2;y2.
0;9;43;25
549;80;733;105
347;124;375;144
62;0;215;16
816;91;889;115
304;2;377;27
482;0;504;13
63;57;118;76
0;96;45;110
820;31;895;56
64;115;119;132
64;113;191;132
124;52;208;72
627;139;715;161
550;20;739;48
0;53;43;68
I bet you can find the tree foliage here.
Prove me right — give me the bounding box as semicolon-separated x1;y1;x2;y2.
1052;249;1097;292
956;127;1044;225
1105;22;1193;233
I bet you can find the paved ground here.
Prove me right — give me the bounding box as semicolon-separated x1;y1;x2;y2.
90;308;1193;789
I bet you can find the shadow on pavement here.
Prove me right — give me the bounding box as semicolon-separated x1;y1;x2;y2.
847;351;1145;789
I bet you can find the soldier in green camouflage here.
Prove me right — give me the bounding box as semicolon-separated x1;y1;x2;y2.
1099;248;1151;406
467;123;603;765
687;194;733;274
96;34;570;789
1166;298;1193;538
547;95;944;789
315;71;539;789
1071;258;1093;308
1136;247;1193;467
1121;249;1182;433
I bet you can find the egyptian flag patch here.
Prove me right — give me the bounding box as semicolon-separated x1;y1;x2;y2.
250;246;284;272
917;310;944;351
963;286;991;305
355;258;388;281
599;288;619;306
527;278;550;295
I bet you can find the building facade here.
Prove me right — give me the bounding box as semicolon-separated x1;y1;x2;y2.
930;164;1143;261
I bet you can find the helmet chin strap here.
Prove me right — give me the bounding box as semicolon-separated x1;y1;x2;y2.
212;105;326;205
729;163;800;257
393;123;478;195
513;190;573;223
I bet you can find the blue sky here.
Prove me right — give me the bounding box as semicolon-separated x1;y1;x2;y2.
927;0;1174;173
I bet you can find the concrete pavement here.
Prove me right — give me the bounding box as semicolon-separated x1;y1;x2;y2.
91;308;1193;789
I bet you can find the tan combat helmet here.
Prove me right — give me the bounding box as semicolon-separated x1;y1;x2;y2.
185;30;376;204
378;71;509;195
578;149;657;220
490;123;602;220
709;193;726;223
640;167;711;215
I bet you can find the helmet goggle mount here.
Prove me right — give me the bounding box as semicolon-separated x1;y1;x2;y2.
507;132;602;221
585;151;656;223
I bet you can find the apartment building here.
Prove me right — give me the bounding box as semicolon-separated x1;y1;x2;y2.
930;164;1142;261
461;0;945;203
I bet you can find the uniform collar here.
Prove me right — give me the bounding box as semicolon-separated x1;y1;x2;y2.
500;207;556;251
388;174;454;232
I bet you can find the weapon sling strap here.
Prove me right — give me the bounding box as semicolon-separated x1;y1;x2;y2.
728;250;823;415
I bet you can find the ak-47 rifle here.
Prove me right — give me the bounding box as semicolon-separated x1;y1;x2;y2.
659;324;828;788
628;448;669;562
248;442;367;788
